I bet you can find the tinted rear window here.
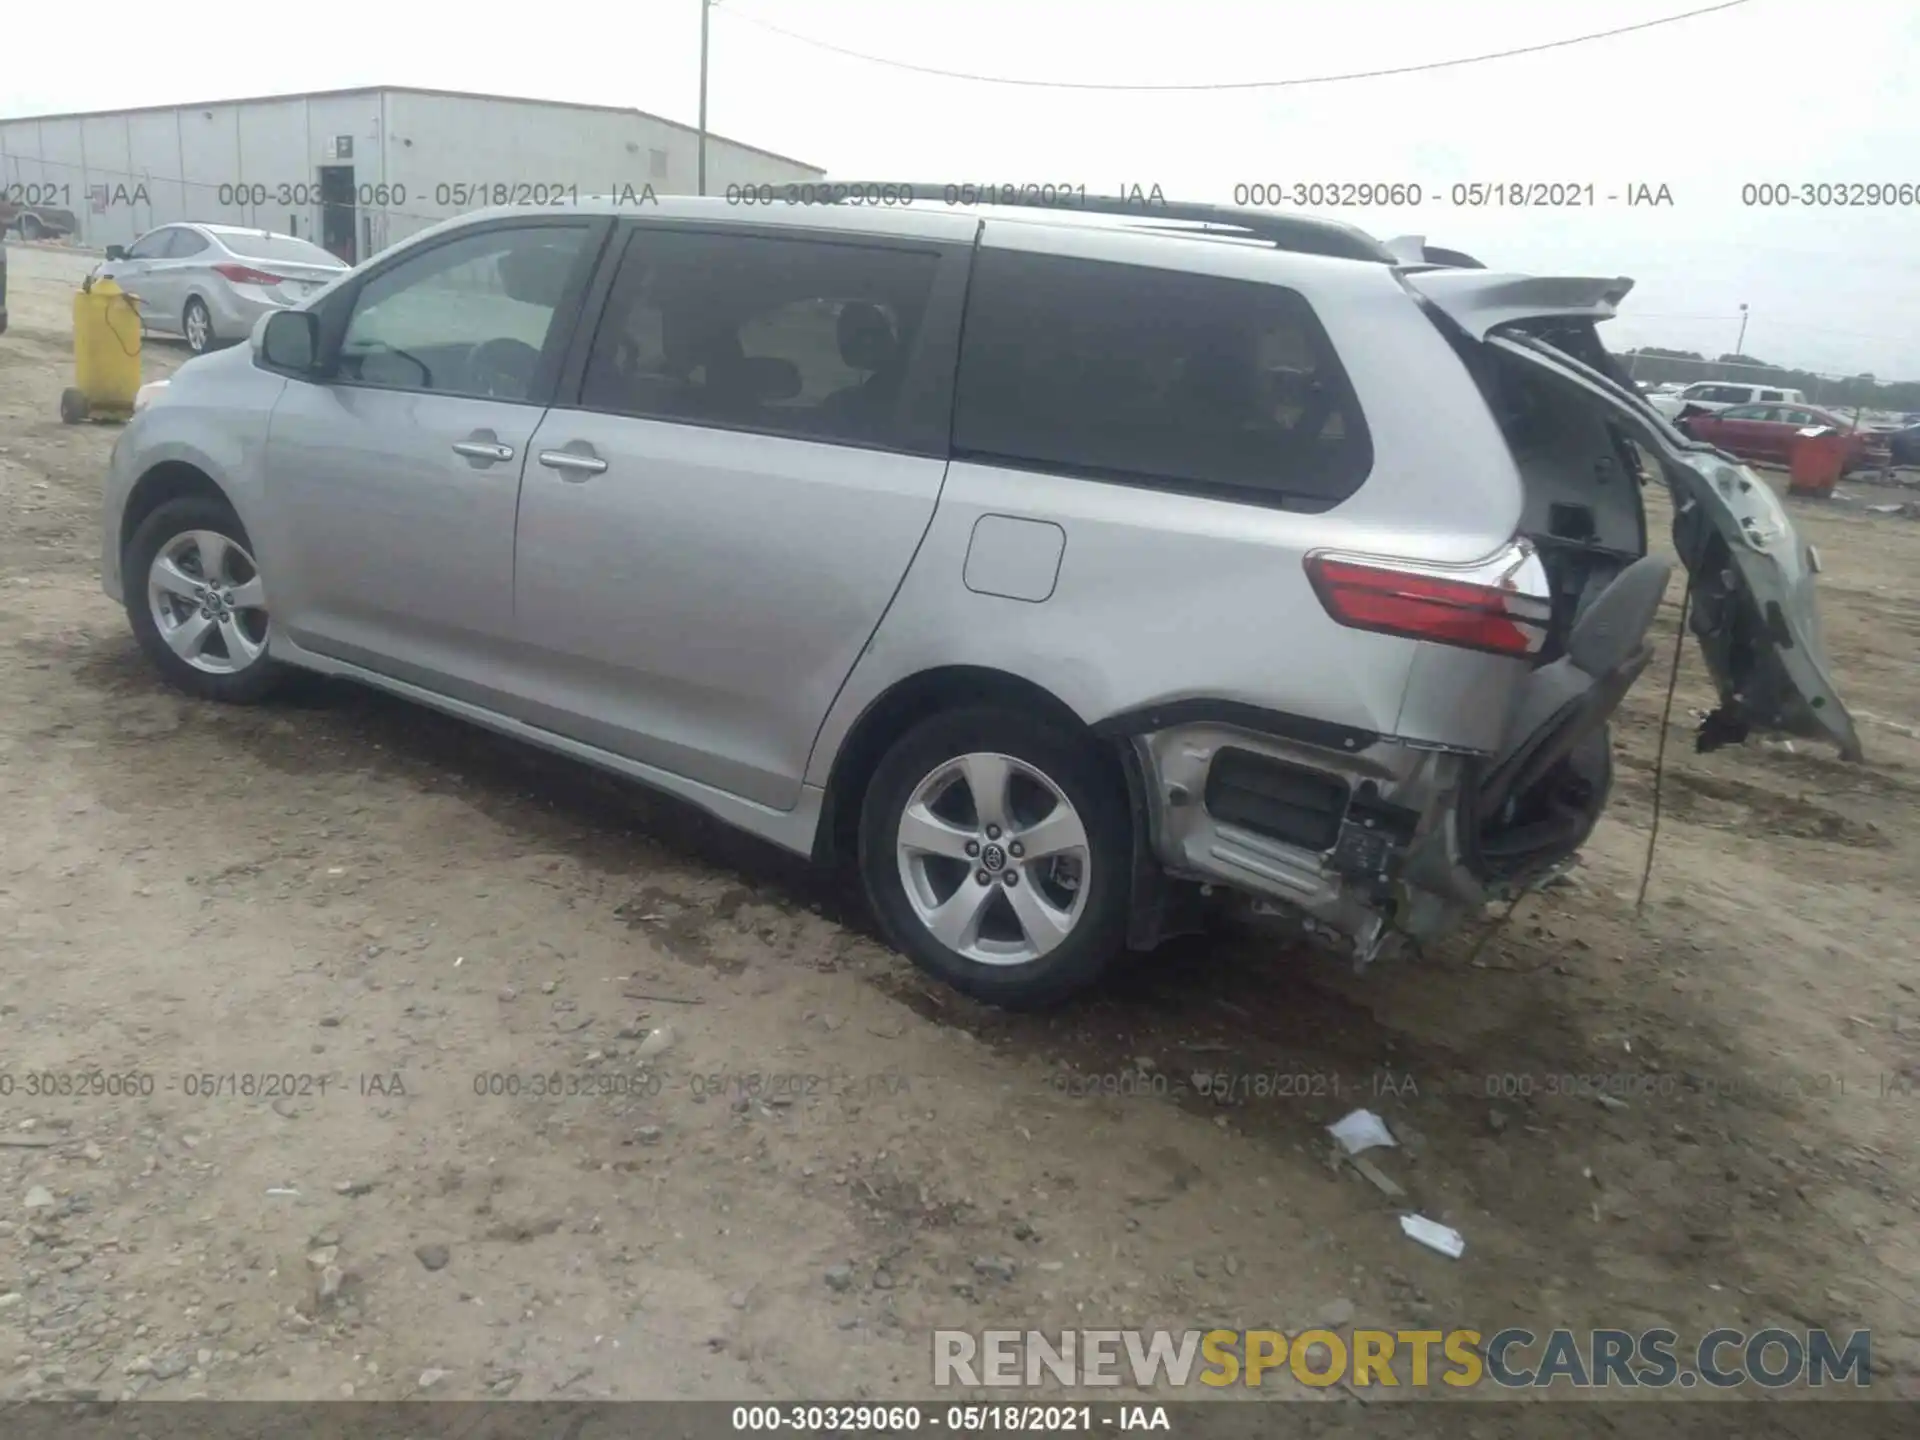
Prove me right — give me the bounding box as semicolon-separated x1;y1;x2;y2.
951;249;1372;508
220;232;342;266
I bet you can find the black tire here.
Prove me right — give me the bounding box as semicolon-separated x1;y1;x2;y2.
858;706;1132;1009
124;496;283;704
183;297;214;354
21;215;45;242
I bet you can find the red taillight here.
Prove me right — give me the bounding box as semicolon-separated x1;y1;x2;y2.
1305;554;1549;656
212;263;285;285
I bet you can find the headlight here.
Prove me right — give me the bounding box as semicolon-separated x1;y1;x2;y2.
132;380;170;414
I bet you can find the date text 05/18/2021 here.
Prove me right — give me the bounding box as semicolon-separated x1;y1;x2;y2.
1231;181;1675;207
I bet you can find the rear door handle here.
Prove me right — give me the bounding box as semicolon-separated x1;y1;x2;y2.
452;440;515;463
539;449;609;479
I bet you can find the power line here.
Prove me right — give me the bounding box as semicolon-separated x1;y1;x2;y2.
1627;312;1753;322
1625;311;1915;346
720;0;1754;92
1756;317;1920;344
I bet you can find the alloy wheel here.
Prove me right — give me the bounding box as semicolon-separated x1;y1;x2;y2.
894;751;1092;965
146;530;268;675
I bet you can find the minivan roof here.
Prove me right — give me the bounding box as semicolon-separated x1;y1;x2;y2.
490;192;1406;268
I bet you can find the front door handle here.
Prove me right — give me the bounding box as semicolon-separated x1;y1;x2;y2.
452;440;515;463
538;449;609;479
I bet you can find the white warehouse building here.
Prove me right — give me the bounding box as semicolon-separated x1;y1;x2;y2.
0;85;824;263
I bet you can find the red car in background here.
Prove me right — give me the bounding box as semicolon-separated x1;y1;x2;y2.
1679;402;1891;474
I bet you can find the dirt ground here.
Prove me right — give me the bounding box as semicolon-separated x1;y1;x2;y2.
1;240;1917;1419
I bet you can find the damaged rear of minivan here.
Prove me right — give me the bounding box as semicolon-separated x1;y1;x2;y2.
1234;264;1861;967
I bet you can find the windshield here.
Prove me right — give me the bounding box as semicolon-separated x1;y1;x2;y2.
220;232;343;266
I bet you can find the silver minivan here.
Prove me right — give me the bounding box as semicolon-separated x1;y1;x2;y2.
99;193;1859;1006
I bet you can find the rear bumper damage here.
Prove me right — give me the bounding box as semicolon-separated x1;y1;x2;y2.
1130;721;1510;967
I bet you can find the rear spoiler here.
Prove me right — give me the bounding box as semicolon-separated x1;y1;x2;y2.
1397;270;1636;341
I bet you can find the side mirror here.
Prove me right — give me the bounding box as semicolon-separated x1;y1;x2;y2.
105;244;128;261
260;310;320;374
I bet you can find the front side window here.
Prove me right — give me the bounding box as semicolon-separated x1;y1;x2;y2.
951;249;1372;507
578;229;940;448
337;224;591;399
1719;405;1764;421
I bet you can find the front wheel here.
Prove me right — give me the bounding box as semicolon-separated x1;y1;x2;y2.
124;496;282;703
858;707;1132;1009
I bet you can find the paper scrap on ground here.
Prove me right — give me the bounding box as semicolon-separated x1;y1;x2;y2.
1328;1108;1396;1155
1400;1213;1465;1258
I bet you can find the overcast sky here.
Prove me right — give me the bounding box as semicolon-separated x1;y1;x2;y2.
8;0;1919;379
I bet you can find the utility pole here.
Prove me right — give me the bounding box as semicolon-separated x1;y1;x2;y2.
1734;302;1749;356
698;0;713;197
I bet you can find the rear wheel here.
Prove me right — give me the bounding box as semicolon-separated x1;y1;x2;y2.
858;707;1131;1008
183;297;214;354
124;496;282;703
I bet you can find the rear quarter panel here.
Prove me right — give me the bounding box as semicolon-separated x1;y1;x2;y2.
806;235;1535;782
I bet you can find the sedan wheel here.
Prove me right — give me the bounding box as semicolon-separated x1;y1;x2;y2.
183;298;213;353
860;707;1131;1008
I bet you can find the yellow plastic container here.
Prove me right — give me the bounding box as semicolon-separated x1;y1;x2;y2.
60;275;143;424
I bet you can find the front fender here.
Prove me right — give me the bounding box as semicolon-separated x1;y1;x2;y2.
105;351;285;583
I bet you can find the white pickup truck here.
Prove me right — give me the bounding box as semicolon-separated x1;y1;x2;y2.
1648;380;1805;420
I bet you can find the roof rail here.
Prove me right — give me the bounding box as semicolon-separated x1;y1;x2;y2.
819;183;1399;264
